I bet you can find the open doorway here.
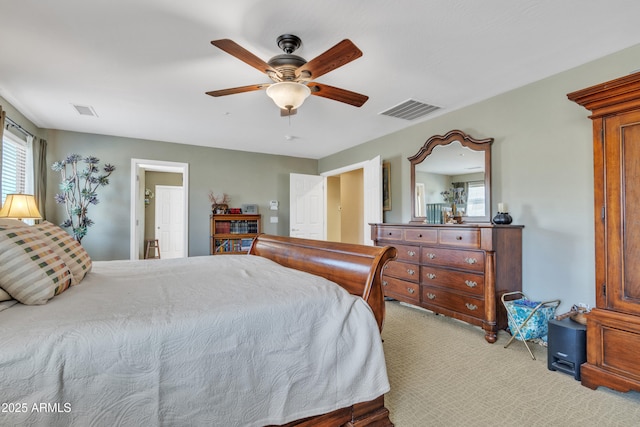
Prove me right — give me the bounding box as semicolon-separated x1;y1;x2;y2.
289;156;381;245
326;169;364;244
130;159;189;260
322;156;381;245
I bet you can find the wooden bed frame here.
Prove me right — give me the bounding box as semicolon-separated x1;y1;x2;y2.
250;234;397;427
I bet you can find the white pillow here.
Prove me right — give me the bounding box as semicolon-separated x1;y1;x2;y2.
0;300;18;312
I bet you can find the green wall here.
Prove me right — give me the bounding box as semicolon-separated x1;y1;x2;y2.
318;43;640;311
45;130;317;260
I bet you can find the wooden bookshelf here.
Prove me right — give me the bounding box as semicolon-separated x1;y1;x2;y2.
210;214;261;255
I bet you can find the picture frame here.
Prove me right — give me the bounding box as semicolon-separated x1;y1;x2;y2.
382;161;391;211
241;203;259;214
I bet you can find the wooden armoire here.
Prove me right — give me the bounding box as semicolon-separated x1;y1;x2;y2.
568;72;640;392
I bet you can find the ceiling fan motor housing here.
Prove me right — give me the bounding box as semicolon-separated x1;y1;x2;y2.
276;34;302;54
268;35;307;82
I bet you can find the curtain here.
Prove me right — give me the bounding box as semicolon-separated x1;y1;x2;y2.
33;137;47;219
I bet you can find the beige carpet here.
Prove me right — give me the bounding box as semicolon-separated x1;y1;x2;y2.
381;301;640;427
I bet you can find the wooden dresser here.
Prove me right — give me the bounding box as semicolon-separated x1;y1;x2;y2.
371;223;523;343
568;72;640;392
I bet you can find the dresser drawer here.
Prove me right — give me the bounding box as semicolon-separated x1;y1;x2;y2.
421;286;485;317
375;227;404;242
382;276;419;303
383;260;419;282
421;247;485;272
394;244;420;262
421;266;485;296
438;228;481;248
404;228;437;244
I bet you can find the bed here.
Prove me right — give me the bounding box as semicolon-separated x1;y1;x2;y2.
0;229;396;427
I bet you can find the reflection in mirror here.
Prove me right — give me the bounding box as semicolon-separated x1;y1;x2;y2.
409;130;493;223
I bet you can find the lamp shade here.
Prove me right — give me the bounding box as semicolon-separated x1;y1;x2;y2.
266;82;311;111
0;194;42;220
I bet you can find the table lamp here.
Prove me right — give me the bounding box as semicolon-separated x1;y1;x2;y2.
0;194;42;221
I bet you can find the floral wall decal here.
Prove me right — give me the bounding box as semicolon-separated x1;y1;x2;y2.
52;154;116;243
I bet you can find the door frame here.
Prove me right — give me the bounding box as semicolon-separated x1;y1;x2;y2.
130;159;189;260
321;156;381;245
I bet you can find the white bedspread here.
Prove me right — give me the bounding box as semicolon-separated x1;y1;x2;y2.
0;255;389;427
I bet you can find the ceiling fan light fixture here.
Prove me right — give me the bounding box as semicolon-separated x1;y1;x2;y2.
266;82;311;111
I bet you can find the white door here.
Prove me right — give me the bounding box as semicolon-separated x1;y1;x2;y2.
289;173;325;239
155;185;185;259
363;155;382;245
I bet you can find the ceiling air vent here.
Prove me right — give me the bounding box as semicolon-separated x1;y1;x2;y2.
379;99;440;120
72;104;98;117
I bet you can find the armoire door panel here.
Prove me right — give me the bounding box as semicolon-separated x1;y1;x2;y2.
621;120;640;303
606;111;640;313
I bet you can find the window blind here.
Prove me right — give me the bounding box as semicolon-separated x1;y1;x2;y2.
466;180;485;217
1;131;27;205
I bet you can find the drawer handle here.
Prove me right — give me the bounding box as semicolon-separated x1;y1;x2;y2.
407;269;415;276
465;280;477;288
464;257;478;265
407;250;416;257
418;234;423;238
465;303;478;311
407;287;415;294
426;273;437;280
383;280;388;287
456;236;463;240
388;232;393;235
426;253;436;259
426;293;436;300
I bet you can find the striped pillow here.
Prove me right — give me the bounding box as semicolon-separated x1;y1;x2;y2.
32;221;92;286
0;287;12;301
0;227;73;305
0;218;29;229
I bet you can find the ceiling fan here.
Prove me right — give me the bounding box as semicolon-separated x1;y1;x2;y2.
206;34;369;116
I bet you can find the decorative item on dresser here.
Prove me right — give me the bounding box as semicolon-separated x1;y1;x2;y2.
568;71;640;393
210;213;261;254
371;223;523;343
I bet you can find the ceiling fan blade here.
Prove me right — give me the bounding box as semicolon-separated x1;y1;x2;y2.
297;39;363;80
308;83;369;107
211;39;278;75
206;83;270;97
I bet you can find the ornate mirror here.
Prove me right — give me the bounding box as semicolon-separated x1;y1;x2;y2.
409;130;493;223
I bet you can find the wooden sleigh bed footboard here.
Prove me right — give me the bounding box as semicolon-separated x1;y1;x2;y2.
250;234;397;332
250;234;397;427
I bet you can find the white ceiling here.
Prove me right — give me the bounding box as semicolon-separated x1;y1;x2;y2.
2;0;640;159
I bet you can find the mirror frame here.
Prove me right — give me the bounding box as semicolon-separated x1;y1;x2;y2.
409;129;493;223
